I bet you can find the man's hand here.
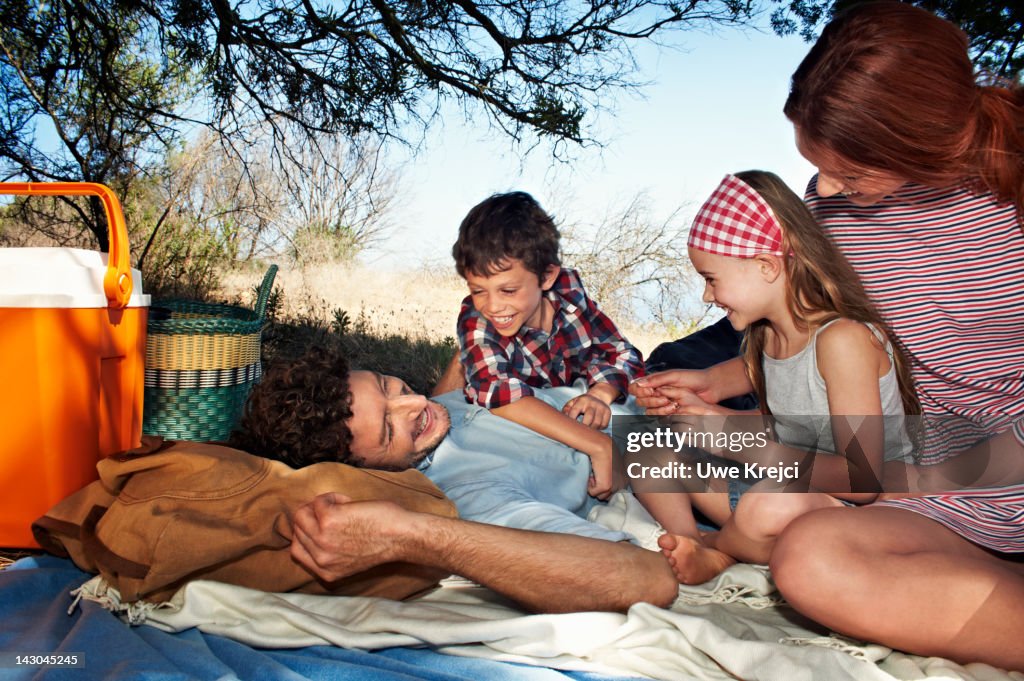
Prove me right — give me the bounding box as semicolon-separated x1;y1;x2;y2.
291;493;406;582
563;393;612;429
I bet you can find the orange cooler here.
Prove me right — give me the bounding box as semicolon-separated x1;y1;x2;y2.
0;183;149;547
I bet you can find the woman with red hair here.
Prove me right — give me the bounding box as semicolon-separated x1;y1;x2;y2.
776;2;1024;670
634;1;1024;670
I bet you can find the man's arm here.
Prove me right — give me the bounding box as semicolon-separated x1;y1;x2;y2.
291;493;679;613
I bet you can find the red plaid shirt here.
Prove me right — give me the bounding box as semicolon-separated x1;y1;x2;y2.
458;268;644;408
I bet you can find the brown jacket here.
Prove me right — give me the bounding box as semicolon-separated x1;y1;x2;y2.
33;437;457;603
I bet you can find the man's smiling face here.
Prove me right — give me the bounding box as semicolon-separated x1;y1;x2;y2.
344;370;451;471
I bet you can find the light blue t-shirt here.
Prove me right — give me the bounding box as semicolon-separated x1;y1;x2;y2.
422;385;639;544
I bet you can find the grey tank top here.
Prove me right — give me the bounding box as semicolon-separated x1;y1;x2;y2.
763;319;912;461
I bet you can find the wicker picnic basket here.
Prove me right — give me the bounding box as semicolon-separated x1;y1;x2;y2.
142;265;278;442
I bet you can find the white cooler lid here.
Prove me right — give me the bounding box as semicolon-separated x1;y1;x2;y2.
0;247;150;308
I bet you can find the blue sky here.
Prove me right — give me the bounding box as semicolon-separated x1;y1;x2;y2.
380;21;817;269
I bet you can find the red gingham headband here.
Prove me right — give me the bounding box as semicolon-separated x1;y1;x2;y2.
687;174;784;258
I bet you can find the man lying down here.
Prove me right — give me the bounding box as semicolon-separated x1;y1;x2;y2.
232;346;679;613
237;347;635;543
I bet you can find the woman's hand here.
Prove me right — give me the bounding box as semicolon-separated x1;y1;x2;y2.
663;388;726;416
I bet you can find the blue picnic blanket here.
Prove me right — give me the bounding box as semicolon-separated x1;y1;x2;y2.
0;555;645;681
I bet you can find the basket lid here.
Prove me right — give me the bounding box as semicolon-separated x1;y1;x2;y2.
0;247;150;309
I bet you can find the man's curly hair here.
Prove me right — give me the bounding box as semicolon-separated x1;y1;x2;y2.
231;346;354;468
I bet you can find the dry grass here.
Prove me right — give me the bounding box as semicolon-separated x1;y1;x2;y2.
217;261;673;358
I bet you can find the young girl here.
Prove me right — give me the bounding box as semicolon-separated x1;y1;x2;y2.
635;170;919;585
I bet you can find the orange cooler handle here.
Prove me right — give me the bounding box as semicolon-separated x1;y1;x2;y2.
0;182;133;309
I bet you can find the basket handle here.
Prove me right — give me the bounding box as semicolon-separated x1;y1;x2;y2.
0;182;134;309
254;264;279;320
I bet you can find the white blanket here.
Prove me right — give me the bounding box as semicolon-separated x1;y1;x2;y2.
72;493;1022;681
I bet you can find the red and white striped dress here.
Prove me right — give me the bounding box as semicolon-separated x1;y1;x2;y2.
806;179;1024;553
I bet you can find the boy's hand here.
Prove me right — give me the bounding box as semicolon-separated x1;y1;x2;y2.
586;438;624;500
563;393;612;429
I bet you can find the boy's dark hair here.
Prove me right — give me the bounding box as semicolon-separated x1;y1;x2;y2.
230;346;355;468
452;191;561;280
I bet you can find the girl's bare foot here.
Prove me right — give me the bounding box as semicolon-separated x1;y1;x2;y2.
657;532;736;585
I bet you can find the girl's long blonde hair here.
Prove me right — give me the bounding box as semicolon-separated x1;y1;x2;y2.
734;170;920;417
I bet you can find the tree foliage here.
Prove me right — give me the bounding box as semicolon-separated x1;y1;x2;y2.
0;120;403;297
126;0;757;144
1;0;759;169
265;126;399;263
132;124;401;296
0;0;192;249
770;1;1024;80
0;0;758;253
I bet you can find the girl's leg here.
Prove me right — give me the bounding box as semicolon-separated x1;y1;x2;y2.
708;492;844;565
658;491;737;584
771;505;1024;671
634;491;702;537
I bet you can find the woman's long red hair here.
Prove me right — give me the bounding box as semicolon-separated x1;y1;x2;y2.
784;1;1024;217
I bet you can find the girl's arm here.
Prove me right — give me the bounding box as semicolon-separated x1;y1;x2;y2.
630;357;754;415
815;319;892;503
694;322;891;501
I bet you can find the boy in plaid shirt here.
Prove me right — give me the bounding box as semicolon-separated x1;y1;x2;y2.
443;191;644;499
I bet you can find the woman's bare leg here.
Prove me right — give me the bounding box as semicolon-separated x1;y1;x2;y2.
771;505;1024;671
